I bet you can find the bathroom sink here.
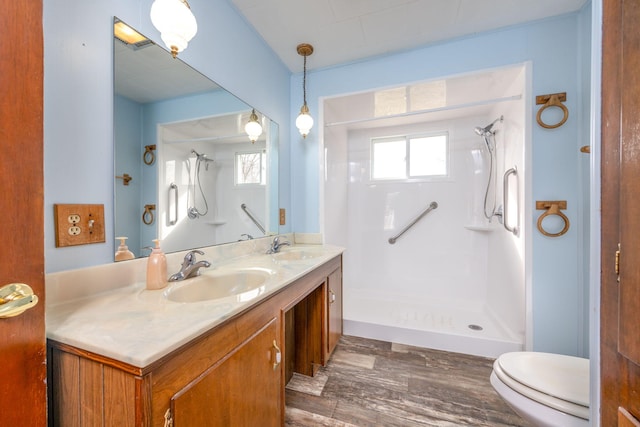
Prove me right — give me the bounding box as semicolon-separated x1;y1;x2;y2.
164;269;271;303
271;247;325;262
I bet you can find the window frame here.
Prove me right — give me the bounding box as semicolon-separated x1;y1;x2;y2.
234;149;267;187
370;131;450;183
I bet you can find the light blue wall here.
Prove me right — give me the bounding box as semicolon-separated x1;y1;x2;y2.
44;0;290;272
289;11;591;355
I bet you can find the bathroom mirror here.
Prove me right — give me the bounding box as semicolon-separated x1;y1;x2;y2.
114;18;278;259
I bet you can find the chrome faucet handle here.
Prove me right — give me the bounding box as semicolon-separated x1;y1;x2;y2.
267;236;291;254
181;250;204;268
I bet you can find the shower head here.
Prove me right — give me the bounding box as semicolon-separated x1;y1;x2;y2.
474;115;504;137
191;149;213;162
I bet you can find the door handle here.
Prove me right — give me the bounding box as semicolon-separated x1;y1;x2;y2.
0;283;39;318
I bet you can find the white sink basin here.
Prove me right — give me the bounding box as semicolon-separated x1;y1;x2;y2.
165;269;271;303
271;248;324;262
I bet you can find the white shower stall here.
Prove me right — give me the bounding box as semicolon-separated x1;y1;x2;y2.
322;64;529;358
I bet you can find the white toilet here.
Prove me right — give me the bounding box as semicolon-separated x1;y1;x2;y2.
490;352;589;427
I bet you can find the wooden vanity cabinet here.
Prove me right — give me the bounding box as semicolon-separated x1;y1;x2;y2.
170;318;281;426
326;263;343;357
284;256;343;381
49;295;283;427
48;255;343;427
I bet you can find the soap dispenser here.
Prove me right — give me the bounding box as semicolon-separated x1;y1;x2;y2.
146;239;167;290
114;237;135;261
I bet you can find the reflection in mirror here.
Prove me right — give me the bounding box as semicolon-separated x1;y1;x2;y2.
114;18;278;260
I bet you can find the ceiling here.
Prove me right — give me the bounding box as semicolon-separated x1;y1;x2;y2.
229;0;588;72
114;37;219;103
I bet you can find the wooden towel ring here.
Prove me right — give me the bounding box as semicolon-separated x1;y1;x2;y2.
142;204;156;225
536;200;569;237
143;145;156;165
536;93;569;129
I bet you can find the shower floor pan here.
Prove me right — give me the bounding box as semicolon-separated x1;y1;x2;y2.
344;296;523;358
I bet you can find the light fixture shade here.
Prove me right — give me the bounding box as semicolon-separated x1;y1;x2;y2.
150;0;197;57
296;106;314;138
245;111;263;143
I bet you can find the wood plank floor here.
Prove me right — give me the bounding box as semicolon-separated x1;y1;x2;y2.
285;335;531;426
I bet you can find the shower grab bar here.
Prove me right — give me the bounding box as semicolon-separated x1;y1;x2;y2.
388;201;438;245
503;167;519;236
168;183;178;226
241;203;265;234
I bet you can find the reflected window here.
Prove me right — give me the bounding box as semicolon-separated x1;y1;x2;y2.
235;150;266;185
371;133;448;181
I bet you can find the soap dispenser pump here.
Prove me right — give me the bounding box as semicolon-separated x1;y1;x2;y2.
115;237;135;261
146;239;167;290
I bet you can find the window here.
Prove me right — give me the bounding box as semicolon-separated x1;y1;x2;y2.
371;133;448;180
235;151;266;185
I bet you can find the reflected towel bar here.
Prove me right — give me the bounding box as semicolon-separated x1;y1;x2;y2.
388;201;438;244
241;203;265;234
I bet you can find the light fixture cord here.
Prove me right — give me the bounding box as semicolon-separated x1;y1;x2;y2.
302;54;307;106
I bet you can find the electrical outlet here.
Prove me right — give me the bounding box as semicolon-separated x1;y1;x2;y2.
54;204;106;247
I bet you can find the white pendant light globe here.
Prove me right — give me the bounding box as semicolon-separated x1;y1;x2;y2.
295;43;314;139
150;0;197;58
245;110;263;143
296;106;314;138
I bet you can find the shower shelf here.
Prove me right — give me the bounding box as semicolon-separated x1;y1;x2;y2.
206;219;227;226
464;225;494;232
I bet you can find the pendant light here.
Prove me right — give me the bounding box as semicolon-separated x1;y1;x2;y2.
150;0;198;58
295;43;314;138
245;109;263;144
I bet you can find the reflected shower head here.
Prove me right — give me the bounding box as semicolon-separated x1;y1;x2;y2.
474;126;489;137
474;115;504;137
191;149;213;162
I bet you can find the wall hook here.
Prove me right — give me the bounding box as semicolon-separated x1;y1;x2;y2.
115;173;132;186
143;204;156;225
143;145;156;165
536;200;569;237
536;92;568;129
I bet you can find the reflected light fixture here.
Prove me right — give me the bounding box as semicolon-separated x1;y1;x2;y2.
295;43;314;138
245;109;263;144
114;20;148;45
150;0;197;58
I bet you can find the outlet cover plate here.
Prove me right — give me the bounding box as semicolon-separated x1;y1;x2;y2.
54;204;106;247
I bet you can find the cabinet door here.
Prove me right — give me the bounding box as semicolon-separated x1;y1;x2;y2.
171;318;282;426
327;265;343;356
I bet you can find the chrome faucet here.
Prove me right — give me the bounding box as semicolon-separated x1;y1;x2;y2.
266;236;290;254
169;250;211;282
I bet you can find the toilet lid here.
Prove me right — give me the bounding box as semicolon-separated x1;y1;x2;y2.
496;352;589;408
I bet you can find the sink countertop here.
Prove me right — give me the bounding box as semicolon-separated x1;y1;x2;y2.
46;244;344;368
